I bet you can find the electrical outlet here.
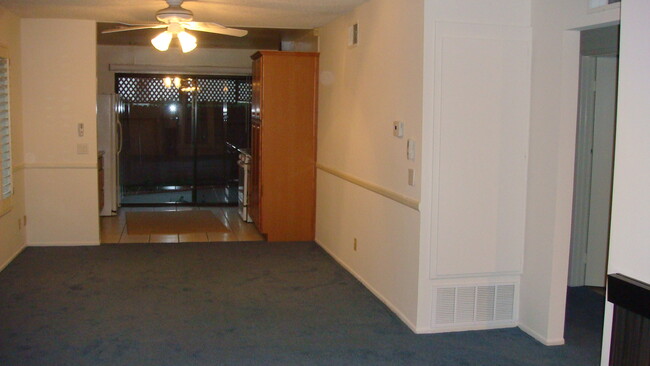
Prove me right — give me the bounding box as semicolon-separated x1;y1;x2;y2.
77;143;89;155
77;123;85;137
408;168;415;186
353;238;358;251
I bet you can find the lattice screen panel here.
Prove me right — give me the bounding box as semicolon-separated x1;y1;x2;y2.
117;76;252;103
118;77;179;103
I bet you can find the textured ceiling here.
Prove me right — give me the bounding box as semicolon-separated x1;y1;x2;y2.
0;0;368;29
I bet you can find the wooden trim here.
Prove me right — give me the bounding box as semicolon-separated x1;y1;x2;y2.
12;162;24;173
0;195;11;217
317;163;420;211
311;56;320;243
109;64;251;76
23;163;98;170
608;274;650;319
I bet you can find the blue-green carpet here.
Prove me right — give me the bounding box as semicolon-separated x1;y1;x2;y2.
0;242;604;365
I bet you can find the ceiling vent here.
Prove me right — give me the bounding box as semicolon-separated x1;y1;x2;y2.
432;284;516;329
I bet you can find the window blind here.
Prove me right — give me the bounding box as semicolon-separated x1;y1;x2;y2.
0;57;12;200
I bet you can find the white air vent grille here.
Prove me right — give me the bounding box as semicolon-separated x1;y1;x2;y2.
495;284;515;321
435;287;456;325
432;284;516;328
476;286;496;322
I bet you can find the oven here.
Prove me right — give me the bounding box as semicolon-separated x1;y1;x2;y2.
237;151;253;222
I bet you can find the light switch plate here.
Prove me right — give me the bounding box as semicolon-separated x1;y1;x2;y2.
393;121;404;138
407;139;416;160
348;23;359;47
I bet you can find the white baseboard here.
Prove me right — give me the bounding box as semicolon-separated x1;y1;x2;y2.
415;321;518;334
27;241;101;247
0;245;26;272
315;239;418;333
518;322;565;346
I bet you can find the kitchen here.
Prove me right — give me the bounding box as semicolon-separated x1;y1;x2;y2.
95;25;318;244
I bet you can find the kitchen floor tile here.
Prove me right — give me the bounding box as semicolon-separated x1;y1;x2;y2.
179;233;209;242
150;234;179;243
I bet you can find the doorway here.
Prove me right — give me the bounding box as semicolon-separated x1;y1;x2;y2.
569;25;619;289
116;73;252;206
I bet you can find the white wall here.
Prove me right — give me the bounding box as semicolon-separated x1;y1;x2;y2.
0;6;26;270
601;0;650;362
316;0;425;328
21;19;99;246
418;0;532;333
97;45;257;94
520;0;619;345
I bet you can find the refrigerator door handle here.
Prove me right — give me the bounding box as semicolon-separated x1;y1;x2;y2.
116;119;123;155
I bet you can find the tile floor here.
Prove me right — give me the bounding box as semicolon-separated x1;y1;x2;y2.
100;206;264;244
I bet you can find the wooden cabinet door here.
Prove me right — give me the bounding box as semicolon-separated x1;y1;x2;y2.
249;51;319;241
250;121;262;230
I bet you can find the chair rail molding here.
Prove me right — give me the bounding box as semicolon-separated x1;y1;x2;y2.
316;163;420;211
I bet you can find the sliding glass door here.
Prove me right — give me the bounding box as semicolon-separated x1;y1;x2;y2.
116;74;251;206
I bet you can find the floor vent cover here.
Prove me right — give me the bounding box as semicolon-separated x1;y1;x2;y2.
433;284;516;327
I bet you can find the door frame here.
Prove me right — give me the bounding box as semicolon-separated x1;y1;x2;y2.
569;51;619;287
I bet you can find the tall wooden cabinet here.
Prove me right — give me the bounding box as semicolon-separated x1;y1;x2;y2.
249;51;319;242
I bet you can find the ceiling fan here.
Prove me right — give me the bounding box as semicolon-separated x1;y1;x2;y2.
102;0;248;53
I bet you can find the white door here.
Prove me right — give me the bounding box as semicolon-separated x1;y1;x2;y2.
585;56;618;287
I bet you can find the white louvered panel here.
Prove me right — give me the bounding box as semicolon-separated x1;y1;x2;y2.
476;286;496;322
433;283;516;329
435;288;456;325
495;285;515;321
456;287;476;323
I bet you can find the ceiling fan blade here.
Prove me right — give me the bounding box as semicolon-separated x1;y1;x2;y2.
182;22;248;37
102;24;167;34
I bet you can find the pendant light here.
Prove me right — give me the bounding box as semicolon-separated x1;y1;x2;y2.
151;31;173;51
151;23;197;53
177;31;197;53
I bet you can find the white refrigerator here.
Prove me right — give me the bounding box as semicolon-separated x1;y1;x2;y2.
97;94;122;216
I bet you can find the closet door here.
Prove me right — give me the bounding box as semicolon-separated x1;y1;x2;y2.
430;23;531;278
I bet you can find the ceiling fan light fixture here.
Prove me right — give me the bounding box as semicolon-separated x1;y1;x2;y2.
151;31;173;51
178;31;197;53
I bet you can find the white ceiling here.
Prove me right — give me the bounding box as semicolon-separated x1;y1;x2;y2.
0;0;367;29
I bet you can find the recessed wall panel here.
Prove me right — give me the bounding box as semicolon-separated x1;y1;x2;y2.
431;23;531;277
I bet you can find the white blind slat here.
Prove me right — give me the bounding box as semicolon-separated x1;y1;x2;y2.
0;55;11;201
